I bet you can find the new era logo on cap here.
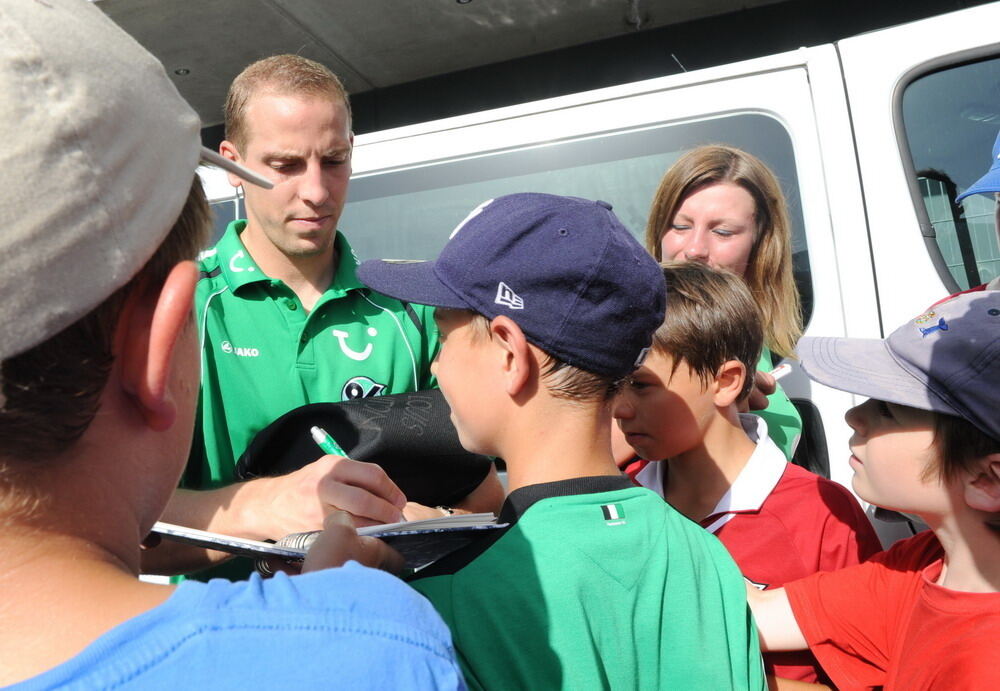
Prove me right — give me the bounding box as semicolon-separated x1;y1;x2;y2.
495;282;524;310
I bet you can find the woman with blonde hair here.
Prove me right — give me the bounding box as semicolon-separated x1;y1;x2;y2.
645;145;803;458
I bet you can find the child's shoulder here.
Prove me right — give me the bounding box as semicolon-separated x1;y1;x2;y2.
740;413;863;513
870;529;943;569
758;463;882;562
770;463;863;512
764;464;872;531
777;462;849;489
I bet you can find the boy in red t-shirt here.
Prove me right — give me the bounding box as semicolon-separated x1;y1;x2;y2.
748;291;1000;690
613;262;881;685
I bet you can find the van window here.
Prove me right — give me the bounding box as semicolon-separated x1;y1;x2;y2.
342;113;813;325
903;56;1000;290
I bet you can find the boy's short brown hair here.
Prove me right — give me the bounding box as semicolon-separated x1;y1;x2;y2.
929;411;1000;482
0;178;210;465
651;262;764;401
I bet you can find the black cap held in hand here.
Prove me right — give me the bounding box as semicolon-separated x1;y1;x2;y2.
235;390;494;508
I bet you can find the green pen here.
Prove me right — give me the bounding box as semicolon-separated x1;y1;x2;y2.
310;425;348;457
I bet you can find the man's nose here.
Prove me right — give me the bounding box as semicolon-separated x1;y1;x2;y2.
298;162;331;207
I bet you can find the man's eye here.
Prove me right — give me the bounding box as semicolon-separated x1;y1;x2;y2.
876;401;894;419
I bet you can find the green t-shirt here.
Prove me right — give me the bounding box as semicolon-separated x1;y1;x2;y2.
185;221;440;489
757;346;802;461
411;476;766;691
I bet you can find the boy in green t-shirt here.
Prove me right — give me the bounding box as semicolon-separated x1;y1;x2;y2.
358;193;766;690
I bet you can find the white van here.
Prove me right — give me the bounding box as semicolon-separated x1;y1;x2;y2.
200;2;1000;542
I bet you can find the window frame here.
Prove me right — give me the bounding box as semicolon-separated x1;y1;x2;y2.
893;45;1000;294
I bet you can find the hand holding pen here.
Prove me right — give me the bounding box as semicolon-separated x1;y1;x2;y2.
307;425;407;527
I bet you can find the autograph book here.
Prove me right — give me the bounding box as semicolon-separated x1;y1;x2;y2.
151;513;503;571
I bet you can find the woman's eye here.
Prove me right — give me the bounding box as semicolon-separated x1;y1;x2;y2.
669;224;690;231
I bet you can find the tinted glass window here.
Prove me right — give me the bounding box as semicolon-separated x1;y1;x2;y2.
208;199;239;246
341;113;813;324
903;57;1000;289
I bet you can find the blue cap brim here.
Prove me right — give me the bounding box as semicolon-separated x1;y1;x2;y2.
357;259;472;310
797;336;960;417
956;132;1000;203
956;169;1000;202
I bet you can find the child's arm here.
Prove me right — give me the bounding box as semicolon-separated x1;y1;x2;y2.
745;582;808;652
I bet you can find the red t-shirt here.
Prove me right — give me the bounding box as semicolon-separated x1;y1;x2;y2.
785;530;1000;690
629;416;882;683
712;464;882;683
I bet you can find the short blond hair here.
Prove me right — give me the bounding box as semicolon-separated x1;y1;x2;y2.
224;54;351;153
646;145;802;359
451;310;622;402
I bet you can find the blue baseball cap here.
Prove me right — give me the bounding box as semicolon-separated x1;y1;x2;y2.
358;193;667;379
798;291;1000;442
956;130;1000;203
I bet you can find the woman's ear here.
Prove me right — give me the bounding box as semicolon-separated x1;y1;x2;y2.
118;261;198;431
490;315;533;397
964;456;1000;514
713;359;748;408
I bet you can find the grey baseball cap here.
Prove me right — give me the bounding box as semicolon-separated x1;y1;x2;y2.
798;291;1000;442
0;0;270;366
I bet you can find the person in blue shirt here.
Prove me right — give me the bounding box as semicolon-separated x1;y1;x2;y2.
0;2;463;688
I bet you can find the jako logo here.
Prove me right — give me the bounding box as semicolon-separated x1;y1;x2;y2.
220;341;260;357
495;282;524;310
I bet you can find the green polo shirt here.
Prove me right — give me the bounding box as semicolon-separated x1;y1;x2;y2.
411;476;766;691
185;221;439;490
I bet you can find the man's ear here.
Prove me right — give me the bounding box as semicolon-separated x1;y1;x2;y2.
490;315;532;397
964;456;1000;514
713;359;747;408
118;261;199;432
219;140;245;189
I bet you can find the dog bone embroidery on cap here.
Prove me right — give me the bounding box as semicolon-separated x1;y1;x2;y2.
914;310;950;337
919;318;949;337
